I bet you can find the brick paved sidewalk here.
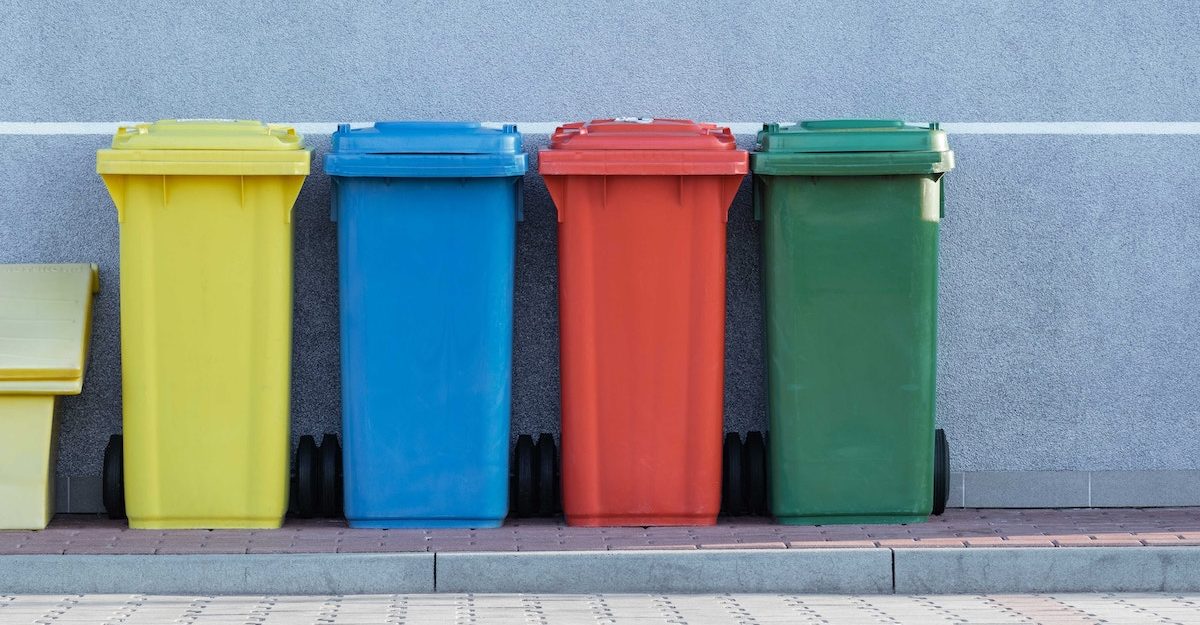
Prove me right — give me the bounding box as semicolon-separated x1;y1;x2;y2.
1;508;1197;556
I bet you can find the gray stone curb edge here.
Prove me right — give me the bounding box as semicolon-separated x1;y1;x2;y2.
2;547;1199;595
894;547;1200;594
435;549;891;594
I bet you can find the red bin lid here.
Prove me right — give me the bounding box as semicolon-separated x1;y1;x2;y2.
539;118;748;176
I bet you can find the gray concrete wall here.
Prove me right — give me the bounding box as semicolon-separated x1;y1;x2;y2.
3;1;1198;506
4;1;1197;121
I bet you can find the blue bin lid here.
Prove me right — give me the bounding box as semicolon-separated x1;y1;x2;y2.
325;121;527;178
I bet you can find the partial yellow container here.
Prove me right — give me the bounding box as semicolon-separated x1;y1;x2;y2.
97;120;310;529
0;264;99;530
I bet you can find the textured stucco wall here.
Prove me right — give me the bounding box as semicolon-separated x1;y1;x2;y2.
1;1;1198;481
3;1;1198;121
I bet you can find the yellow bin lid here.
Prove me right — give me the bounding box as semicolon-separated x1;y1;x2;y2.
96;119;311;176
0;264;99;395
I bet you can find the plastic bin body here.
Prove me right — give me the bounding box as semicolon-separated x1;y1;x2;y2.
326;122;526;528
540;119;747;526
751;120;954;524
0;396;59;529
98;120;309;529
0;264;98;529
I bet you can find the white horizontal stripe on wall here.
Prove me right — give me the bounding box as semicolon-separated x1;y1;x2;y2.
2;122;1200;136
945;122;1200;135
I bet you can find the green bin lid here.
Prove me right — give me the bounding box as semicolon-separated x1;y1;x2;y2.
751;120;954;176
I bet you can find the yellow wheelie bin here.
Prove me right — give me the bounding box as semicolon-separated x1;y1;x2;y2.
97;120;310;529
0;264;99;530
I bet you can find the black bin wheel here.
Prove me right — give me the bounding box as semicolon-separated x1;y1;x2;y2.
535;433;558;517
293;435;318;518
743;431;767;516
513;434;536;517
721;432;744;516
932;428;949;516
102;434;126;520
317;433;343;518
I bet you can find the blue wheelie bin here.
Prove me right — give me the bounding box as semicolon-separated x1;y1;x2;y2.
325;122;527;528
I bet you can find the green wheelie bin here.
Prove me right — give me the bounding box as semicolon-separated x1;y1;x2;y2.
751;120;955;524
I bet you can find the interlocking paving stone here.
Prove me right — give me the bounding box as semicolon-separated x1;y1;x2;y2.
786;539;882;549
1;509;1198;556
5;593;1199;624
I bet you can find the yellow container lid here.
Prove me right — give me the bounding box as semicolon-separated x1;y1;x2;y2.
97;119;311;176
0;264;99;395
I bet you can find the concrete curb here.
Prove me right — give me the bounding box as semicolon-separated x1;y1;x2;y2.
894;547;1200;594
435;549;892;594
3;547;1200;595
0;553;434;595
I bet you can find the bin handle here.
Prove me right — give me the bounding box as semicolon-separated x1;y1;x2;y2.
329;177;339;222
931;122;945;220
514;177;524;222
752;175;764;221
114;124;147;137
939;174;945;220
